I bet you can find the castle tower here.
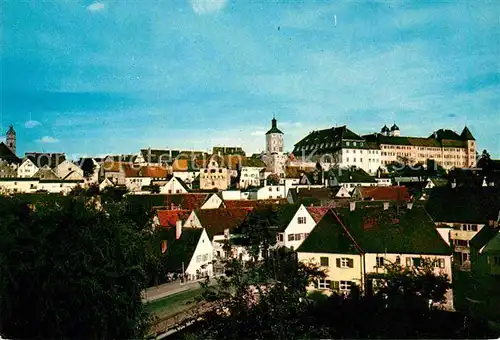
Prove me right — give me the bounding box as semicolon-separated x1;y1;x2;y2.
265;117;284;155
390;123;400;137
381;125;389;136
461;126;476;167
6;125;16;155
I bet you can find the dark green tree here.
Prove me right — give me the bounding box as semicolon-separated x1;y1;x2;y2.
266;173;280;185
0;195;153;339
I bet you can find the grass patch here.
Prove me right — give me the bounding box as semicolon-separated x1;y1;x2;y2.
145;287;204;318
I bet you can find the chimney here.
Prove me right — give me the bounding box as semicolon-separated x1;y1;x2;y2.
383;202;389;210
407;202;413;210
350;201;356;211
176;220;182;240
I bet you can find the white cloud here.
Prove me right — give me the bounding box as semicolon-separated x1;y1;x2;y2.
24;120;42;128
37;136;60;144
250;130;265;136
87;2;105;12
190;0;227;15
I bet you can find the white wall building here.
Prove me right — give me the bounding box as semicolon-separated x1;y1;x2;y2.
247;185;286;200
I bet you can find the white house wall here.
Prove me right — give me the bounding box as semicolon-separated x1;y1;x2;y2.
281;205;317;250
183;212;203;229
184;229;214;277
17;159;39;178
0;179;38;193
201;194;223;209
160;177;188;194
55;160;83;180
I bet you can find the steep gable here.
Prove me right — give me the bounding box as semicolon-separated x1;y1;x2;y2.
0;142;20;164
297;211;361;254
162;227;204;273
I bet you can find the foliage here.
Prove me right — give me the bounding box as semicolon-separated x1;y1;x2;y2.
369;258;451;310
150;184;161;194
81;158;97;180
100;185;129;203
184;247;326;339
266;173;280;185
0;195;154;339
68;183;100;197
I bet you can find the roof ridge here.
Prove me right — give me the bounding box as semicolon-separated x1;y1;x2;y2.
332;209;365;254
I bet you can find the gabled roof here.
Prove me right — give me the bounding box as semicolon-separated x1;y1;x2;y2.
157;209;191;228
334;206;452;255
289;187;335;202
306;206;330;223
293;126;365;154
241;204;302;233
213;146;246;156
33;167;60;180
299;206;452;256
165;193;209;210
285;166;315;179
162;227;204;273
25;153;66;169
0;142;20;164
356;186;410;202
173;177;191;192
195;208;253;238
426;187;500;223
430;129;462;141
460;126;475;141
469;225;499;252
328;167;376;183
297;210;361;254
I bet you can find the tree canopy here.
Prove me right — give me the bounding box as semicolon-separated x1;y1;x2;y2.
0;195;154;339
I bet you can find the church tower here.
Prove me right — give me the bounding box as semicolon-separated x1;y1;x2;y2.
6;125;16;155
265;117;284;155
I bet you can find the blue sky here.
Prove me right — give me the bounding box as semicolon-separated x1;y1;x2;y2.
2;0;499;159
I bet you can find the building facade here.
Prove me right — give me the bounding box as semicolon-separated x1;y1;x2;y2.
262;117;288;178
292;125;381;175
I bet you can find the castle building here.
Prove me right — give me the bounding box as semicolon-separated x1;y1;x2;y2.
262;117;287;177
363;125;476;169
292;125;382;174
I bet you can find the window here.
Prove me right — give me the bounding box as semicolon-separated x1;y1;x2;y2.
202;254;209;262
395;256;401;265
277;233;284;242
318;279;331;289
320;257;329;266
407;257;422;267
341;258;350;268
493;256;500;266
454;239;468;247
462;224;478;232
269;187;272;191
434;258;445;268
340;281;352;291
297;216;306;224
376;257;384;267
288;234;295;242
276;187;280;191
196;255;202;263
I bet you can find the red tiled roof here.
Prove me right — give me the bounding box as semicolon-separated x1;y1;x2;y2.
157;209;191;227
140;166;169;178
306;206;330;223
165;194;209;210
195;208;253;237
358;186;410;201
223;199;287;209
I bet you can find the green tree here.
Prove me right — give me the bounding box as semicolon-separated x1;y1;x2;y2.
150;184;160;194
266;173;280;185
0;195;153;339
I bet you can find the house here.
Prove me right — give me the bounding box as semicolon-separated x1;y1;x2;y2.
330;186;351;199
159;177;190;194
247;185;286;200
99;178;115;191
54;160;84;180
351;186;410;202
426;187;500;269
469;222;500;276
272;204;320;250
38;179;84;194
297;204;454;310
172;159;199;188
123;166;169;192
33;165;60;180
239;166;265;189
0;142;21;178
0;178;39;193
19;153;66;178
199;155;231;190
327;167;377;192
223;199;287;209
200;193;224;209
287;187;336;205
183;208;253;260
161;222;213;281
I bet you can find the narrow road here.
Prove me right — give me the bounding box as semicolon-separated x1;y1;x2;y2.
142;276;221;303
